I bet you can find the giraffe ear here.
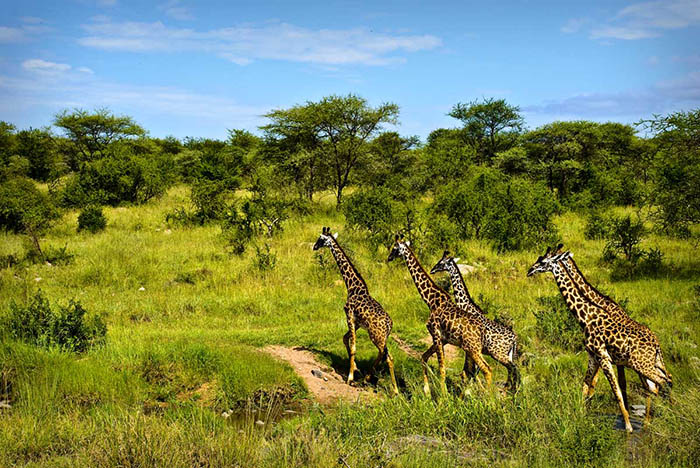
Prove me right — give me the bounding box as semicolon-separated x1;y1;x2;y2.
333;232;338;239
405;240;411;247
453;257;460;263
545;246;552;256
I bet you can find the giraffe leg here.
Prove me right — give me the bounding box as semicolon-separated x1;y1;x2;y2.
638;372;659;428
468;349;492;387
365;345;386;383
435;342;448;394
617;365;629;411
344;325;357;385
599;356;633;432
385;349;399;396
461;354;477;384
421;343;438;396
582;354;600;399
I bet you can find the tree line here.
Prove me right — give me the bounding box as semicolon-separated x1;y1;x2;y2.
1;96;698;262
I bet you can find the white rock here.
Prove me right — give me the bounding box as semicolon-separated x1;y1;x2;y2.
34;277;42;282
138;286;145;291
457;264;477;275
255;420;265;426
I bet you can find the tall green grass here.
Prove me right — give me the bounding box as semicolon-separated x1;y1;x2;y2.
1;185;699;467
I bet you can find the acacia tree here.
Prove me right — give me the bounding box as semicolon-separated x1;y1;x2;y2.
639;110;700;234
448;97;524;163
263;94;399;206
54;108;145;167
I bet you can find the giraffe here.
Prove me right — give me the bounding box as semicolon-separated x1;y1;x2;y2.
430;251;521;390
313;227;399;395
552;246;672;425
388;235;501;395
527;246;671;432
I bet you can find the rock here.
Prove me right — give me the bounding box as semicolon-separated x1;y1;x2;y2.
0;400;11;409
457;264;477;275
255;420;265;426
34;277;42;282
311;369;329;381
221;411;230;418
138;286;145;291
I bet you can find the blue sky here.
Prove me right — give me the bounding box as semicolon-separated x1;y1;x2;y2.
1;0;699;140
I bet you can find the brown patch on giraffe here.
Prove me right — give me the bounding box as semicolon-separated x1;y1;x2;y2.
263;345;376;405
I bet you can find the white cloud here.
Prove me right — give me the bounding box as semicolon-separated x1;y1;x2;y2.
20;16;45;24
561;18;588;34
524;70;700;120
78;20;442;66
588;0;700;40
0;26;24;42
77;66;95;74
22;59;72;74
159;1;194;21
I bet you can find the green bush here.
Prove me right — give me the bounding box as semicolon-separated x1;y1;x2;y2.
253;243;277;273
604;214;645;262
432;167;559;252
62;151;172;207
534;295;581;352
5;291;106;353
343;187;399;248
583;210;612;240
0;177;59;234
77;205;107;233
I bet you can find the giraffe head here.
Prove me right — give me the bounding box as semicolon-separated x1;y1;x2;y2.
312;227;337;251
387;233;410;262
526;243;565;277
429;250;460;274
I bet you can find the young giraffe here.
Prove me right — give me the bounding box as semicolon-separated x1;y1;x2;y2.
430;251;521;390
553;246;672;425
528;246;657;432
388;235;494;395
313;227;399;395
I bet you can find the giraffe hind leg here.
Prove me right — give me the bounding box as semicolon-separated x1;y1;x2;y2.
599;357;633;433
421;343;438;396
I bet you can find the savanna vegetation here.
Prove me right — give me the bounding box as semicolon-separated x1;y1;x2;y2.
1;98;699;467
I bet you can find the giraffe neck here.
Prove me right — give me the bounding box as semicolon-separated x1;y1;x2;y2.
402;246;450;309
549;262;594;327
561;256;621;316
328;239;368;295
445;261;474;310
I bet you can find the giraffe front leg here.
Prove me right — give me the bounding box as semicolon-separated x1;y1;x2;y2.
436;342;447;394
468;348;492;388
582;353;600;399
599;355;633;433
343;325;357;385
385;350;399;396
421;343;438;396
617;365;629;411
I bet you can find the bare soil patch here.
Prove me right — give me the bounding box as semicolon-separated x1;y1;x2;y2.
263;345;375;405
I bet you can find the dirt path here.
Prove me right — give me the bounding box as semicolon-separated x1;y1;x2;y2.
263;345;375;405
391;335;461;363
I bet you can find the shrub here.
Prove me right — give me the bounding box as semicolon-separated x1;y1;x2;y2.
604;214;645;262
431;167;559;252
343;187;399;247
62;151;172;207
534;295;581;352
77;205;107;233
253;243;277;273
5;291;106;352
583;210;612;240
221;196;289;255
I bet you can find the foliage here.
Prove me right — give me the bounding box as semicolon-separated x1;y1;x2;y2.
5;291;106;353
431;167;559;251
15;127;59;182
0;177;60;260
583;210;612;240
62;147;172;207
448;97;524;163
263;94;399;206
602;214;646;263
252;243;277;273
343;187;399;246
54;108;146;167
77;205;107;233
421;128;476;187
534;295;581;352
221;194;289;255
641;110;700;235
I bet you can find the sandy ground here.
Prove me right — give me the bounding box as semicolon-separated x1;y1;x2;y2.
263;345;375;405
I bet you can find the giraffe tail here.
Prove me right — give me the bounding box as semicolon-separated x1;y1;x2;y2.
656;349;672;390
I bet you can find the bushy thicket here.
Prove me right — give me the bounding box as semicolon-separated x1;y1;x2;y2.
534;295;581;351
77;205;107;233
4;291;106;353
431;167;559;252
